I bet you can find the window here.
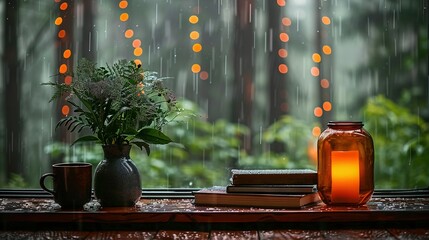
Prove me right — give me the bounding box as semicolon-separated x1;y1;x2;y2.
0;0;427;189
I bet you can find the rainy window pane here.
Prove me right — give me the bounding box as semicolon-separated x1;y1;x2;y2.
0;0;427;189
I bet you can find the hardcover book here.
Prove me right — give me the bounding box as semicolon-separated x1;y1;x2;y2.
194;186;321;208
230;169;318;185
226;184;317;194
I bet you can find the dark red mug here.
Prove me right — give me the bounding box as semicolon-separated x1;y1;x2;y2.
40;163;92;209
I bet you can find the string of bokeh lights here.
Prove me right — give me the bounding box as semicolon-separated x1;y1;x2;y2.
189;13;209;80
277;0;291;114
277;0;290;76
54;0;72;116
119;0;143;66
311;15;333;137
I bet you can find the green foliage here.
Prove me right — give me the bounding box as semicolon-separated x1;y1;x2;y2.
238;117;320;169
260;115;317;169
137;111;317;187
43;59;182;154
43;142;103;166
362;95;429;188
0;174;29;189
139;100;250;187
237;152;291;169
42;97;429;189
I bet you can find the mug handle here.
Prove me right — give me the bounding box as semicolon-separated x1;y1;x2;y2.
39;173;55;195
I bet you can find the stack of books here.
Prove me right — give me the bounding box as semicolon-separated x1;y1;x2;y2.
194;169;320;208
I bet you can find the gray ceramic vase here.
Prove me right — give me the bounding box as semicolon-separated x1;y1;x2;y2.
94;144;141;207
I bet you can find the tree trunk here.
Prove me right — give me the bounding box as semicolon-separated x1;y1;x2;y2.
80;0;96;61
231;0;254;155
267;1;287;153
2;0;22;180
268;2;287;124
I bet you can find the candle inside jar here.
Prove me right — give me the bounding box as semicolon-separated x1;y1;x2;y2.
331;151;360;204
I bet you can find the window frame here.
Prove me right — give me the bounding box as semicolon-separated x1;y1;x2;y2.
1;187;428;199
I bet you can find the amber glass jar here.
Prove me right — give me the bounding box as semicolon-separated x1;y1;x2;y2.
317;121;374;205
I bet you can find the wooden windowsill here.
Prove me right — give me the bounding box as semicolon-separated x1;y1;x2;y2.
1;189;429;239
1;190;429;227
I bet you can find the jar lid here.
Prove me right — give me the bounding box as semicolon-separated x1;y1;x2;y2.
327;121;363;127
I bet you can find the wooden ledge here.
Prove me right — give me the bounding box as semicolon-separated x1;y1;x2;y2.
1;196;429;229
1;195;429;239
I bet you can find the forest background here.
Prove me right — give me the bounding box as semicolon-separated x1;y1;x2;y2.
0;0;427;189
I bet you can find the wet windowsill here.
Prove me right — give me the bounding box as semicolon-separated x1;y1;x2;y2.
1;189;429;239
0;189;429;228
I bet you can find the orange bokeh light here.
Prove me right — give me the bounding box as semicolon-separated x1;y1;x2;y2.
120;13;129;22
312;126;322;137
134;47;143;56
119;1;128;9
54;17;63;26
59;2;68;11
320;79;330;88
59;64;68;74
311;67;320;77
200;71;209;80
323;101;332;111
189;31;200;40
134;59;142;66
279;33;289;42
278;49;288;58
124;29;134;38
322;16;331;25
132;39;141;48
192;43;202;52
277;0;286;7
312;53;321;63
64;75;72;85
191;64;201;73
63;49;71;59
189;15;199;24
323;45;332;55
61;105;70;116
58;30;66;38
278;64;288;74
282;17;291;27
314;107;323;117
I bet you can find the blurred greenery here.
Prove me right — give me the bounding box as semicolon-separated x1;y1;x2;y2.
1;174;29;189
237;115;318;170
139;100;250;187
362;95;429;189
6;96;425;190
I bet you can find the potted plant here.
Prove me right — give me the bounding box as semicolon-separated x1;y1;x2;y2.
44;59;182;207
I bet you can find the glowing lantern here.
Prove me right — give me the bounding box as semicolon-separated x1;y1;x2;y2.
318;121;374;206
